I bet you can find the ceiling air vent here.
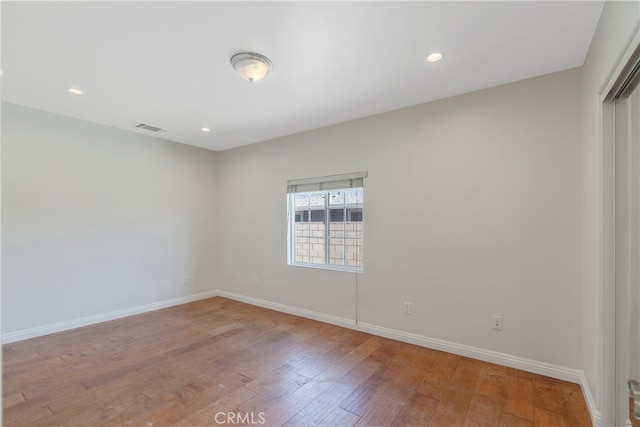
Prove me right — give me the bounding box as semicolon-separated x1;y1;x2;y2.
133;123;166;133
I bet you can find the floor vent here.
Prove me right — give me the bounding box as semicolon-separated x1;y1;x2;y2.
133;123;166;133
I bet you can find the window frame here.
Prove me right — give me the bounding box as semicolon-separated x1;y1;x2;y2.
287;186;364;273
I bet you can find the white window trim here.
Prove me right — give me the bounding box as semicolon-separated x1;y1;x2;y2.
287;174;366;273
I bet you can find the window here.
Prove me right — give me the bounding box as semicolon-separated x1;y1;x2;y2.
287;173;366;272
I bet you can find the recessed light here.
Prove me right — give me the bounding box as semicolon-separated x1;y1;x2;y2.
67;87;83;95
426;52;443;63
201;127;210;132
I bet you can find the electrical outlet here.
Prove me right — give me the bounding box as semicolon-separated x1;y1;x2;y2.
404;302;411;315
492;315;503;331
253;276;260;286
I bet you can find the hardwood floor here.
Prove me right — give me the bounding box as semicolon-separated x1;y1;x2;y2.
3;297;591;426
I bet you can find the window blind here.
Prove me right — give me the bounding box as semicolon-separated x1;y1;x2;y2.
287;172;367;194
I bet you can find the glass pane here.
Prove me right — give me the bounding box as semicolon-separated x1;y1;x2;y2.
329;238;345;265
310;210;325;222
309;231;325;264
347;208;363;222
294;219;310;237
329;191;344;206
345;189;361;205
329;220;344;238
309;192;325;208
356;219;363;239
329;208;344;222
294;194;310;209
294;236;309;263
344;221;362;239
345;239;363;268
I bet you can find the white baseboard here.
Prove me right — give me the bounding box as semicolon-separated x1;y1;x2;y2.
358;320;582;381
216;290;357;330
2;290;219;344
218;290;600;426
579;372;602;427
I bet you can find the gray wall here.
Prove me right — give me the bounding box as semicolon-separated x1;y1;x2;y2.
1;103;218;333
217;68;583;369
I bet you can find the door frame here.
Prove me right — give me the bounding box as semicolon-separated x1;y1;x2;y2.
601;29;640;426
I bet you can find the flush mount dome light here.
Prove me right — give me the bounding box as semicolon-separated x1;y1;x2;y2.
230;52;272;82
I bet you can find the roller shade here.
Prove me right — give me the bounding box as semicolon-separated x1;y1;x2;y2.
287;172;367;193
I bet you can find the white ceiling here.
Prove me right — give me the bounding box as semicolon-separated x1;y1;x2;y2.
2;1;603;152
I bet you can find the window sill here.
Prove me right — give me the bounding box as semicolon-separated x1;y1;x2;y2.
287;262;363;274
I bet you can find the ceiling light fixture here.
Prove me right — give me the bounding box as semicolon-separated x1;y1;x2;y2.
426;52;443;63
230;52;272;83
67;87;83;95
201;127;210;132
